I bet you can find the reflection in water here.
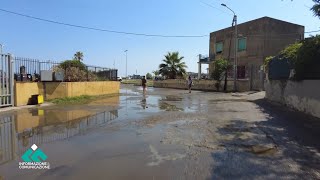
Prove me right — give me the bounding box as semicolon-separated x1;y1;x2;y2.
0;109;119;165
141;94;147;109
158;102;184;111
162;95;183;102
0;116;16;165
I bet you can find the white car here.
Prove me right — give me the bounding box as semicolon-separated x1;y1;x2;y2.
117;77;122;81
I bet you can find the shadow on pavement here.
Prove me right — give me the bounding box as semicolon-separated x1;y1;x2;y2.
210;98;320;179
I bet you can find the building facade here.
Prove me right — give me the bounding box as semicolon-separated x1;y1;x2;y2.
209;17;304;79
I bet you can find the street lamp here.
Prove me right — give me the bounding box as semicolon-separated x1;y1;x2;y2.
124;50;128;78
221;3;238;92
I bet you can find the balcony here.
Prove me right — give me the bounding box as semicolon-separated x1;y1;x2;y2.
199;54;215;64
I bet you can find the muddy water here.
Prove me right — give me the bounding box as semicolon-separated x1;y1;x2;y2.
0;85;319;179
0;86;204;179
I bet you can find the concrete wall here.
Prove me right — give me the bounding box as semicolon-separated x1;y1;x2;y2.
15;81;120;106
265;80;320;118
66;82;119;97
154;79;250;92
15;82;41;106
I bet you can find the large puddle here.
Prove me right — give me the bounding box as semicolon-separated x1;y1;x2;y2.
1;86;319;179
0;86;200;179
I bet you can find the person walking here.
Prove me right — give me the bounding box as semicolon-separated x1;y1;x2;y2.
141;76;147;94
187;76;193;93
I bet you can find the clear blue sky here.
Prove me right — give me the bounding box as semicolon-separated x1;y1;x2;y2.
1;0;319;76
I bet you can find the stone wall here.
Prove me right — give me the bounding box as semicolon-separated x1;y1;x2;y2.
153;79;250;92
265;80;320;118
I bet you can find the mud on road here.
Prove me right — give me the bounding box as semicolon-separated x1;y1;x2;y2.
0;85;319;179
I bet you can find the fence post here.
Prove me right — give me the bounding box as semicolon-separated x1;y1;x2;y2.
38;61;41;76
9;54;14;106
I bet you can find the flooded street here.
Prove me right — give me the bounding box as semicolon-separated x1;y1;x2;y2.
0;85;320;179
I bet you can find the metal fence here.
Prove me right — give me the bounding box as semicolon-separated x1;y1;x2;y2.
0;54;14;107
14;56;118;81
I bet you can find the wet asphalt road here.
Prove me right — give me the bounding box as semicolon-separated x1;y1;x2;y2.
0;85;319;179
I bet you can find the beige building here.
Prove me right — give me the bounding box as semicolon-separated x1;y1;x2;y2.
209;17;304;80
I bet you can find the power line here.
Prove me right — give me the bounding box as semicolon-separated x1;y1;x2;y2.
199;1;232;15
0;8;209;38
1;8;318;39
305;30;320;33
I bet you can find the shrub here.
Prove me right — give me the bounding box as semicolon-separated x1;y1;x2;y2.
211;58;228;81
53;60;97;81
266;35;320;80
211;58;228;91
59;60;86;70
264;56;274;71
146;73;153;79
295;36;320;80
280;42;302;61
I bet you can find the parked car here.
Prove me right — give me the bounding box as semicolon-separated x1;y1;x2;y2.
117;77;122;81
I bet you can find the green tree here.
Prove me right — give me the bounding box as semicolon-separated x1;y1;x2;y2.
74;51;84;61
159;52;187;79
146;73;153;79
152;70;160;76
211;58;228;91
311;0;320;17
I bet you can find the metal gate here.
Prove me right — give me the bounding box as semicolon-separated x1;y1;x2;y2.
250;65;265;91
0;54;14;107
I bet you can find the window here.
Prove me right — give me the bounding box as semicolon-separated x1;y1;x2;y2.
238;38;247;51
215;42;223;53
237;66;246;79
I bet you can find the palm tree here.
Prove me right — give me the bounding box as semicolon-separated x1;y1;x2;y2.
152;70;160;76
311;0;320;17
159;52;187;79
74;51;84;61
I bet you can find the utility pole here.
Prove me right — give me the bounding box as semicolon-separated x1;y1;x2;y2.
198;54;202;80
221;3;237;92
124;50;128;78
234;15;238;92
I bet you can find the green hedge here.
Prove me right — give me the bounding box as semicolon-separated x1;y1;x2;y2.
266;35;320;80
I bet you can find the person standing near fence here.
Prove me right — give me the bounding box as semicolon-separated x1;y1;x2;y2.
187;76;193;93
141;76;147;94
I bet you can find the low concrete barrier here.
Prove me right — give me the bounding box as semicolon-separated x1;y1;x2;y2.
15;81;120;106
265;80;320;118
153;79;250;92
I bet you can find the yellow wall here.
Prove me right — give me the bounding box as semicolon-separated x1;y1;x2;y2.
43;82;68;100
66;81;119;97
15;81;120;106
14;82;41;106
